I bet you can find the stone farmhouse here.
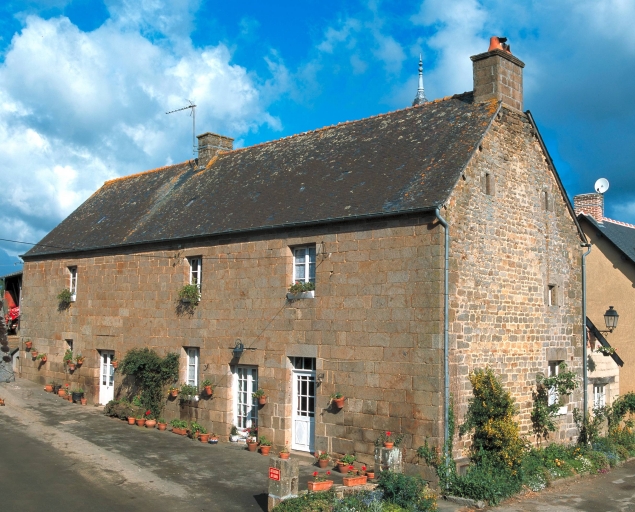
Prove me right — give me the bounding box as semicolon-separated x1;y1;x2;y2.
19;38;588;469
575;192;633;403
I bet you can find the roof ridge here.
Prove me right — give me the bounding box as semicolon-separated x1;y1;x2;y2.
227;91;475;155
103;160;194;186
603;217;635;230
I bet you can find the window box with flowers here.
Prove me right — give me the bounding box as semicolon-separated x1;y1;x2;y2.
287;281;315;300
342;466;368;487
307;471;333;491
178;284;200;305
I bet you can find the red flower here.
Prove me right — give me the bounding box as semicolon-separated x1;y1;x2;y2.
362;466;366;471
64;383;69;388
145;410;151;416
386;431;391;437
313;471;318;477
326;471;331;475
349;465;354;470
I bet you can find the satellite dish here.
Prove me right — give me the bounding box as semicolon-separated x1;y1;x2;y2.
595;178;609;194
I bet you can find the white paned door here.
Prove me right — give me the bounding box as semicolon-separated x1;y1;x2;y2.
234;366;258;429
99;351;115;404
292;370;316;452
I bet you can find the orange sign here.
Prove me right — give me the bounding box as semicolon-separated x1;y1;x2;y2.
269;467;281;481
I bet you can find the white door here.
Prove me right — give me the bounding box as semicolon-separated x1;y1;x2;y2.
99;351;115;404
291;358;316;452
234;366;258;429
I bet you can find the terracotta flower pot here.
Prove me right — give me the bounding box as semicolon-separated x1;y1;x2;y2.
247;441;258;452
145;419;156;428
157;423;167;431
80;398;87;405
44;385;53;392
172;427;187;435
58;389;67;397
366;471;375;480
170;390;178;398
318;459;329;468
31;351;38;359
308;480;333;491
258;396;266;405
337;462;347;473
383;442;394;449
136;418;146;427
68;363;76;371
343;475;367;487
332;397;345;409
76;360;84;366
204;386;213;396
40;356;47;363
66;394;72;402
128;417;136;425
279;452;290;460
112;361;118;369
25;341;32;350
0;398;5;406
260;445;271;456
199;433;210;443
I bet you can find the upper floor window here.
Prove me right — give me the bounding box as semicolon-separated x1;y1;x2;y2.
189;257;202;290
186;347;199;387
69;266;77;301
484;172;495;196
293;246;316;285
547;284;559;307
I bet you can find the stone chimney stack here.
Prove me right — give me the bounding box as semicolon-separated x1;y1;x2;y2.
471;36;525;111
574;193;604;223
197;132;234;168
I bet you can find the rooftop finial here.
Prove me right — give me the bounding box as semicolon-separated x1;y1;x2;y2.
412;54;428;106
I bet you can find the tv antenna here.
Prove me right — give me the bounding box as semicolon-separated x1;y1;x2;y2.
166;100;197;157
594;178;609;194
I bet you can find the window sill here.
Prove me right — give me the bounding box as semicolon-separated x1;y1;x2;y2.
286;291;315;300
557;406;568;415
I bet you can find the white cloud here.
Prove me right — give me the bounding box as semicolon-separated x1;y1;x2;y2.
0;7;284;257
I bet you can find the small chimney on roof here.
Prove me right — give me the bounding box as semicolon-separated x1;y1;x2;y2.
197;132;234;168
471;36;525;111
574;193;604;223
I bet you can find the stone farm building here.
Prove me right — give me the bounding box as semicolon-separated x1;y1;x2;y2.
20;40;588;469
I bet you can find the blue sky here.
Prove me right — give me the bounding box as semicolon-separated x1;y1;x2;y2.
1;0;635;272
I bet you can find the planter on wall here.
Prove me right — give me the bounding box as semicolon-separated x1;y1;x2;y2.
286;291;315;300
332;397;345;409
307;480;333;491
25;341;32;350
343;475;367;487
258;396;267;406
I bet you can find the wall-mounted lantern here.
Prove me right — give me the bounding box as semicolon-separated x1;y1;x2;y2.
233;340;245;359
603;306;620;333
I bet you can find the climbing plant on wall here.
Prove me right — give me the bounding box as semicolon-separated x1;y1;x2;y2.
120;348;179;418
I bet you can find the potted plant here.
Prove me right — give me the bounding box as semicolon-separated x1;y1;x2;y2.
199;426;210;443
316;451;330;468
259;436;272;455
57;288;73;306
179;383;198;399
279;445;290;459
287;281;315;300
330;392;345;409
189;422;203;439
135;415;146;427
80;396;87;406
246;427;258;451
169;385;179;398
44;382;54;392
253;388;266;405
307;471;333;492
31;350;39;359
209;432;219;444
342;466;367;487
75;353;85;366
37;353;48;364
71;387;84;403
145;411;156;428
171;419;188;435
375;430;404;450
0;398;4;406
596;345;616;357
201;379;214;396
365;466;375;480
229;425;242;442
58;384;69;398
112;358;118;369
337;454;355;473
127;416;136;425
52;383;61;394
25;339;33;350
63;349;73;366
157;418;167;431
178;284;200;304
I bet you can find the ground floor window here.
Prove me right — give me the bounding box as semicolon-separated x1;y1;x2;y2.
234;366;258;429
186;348;199;387
547;360;568;415
593;384;606;408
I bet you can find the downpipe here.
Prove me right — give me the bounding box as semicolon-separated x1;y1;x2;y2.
435;207;450;478
581;243;591;422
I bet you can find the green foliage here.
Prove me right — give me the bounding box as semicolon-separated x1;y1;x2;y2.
607;392;635;431
57;288;72;304
259;435;272;446
252;388;266;398
574;406;608;445
288;281;315;294
376;472;437;511
63;349;73;363
272;490;334;512
459;367;525;472
170;419;188;429
201;379;213;388
374;431;405;447
180;383;198;397
340;454;356;464
120;348;179;418
531;363;578;442
178;284;200;303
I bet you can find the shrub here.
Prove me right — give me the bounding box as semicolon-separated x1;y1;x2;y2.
531;363;577;442
376;472;436;511
272;490;334;511
448;455;521;505
178;284;200;303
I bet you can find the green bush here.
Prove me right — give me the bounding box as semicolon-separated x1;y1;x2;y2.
272;490;334;511
376;472;436;511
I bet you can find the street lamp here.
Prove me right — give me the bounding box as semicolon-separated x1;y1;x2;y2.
232;340;245;359
603;306;619;333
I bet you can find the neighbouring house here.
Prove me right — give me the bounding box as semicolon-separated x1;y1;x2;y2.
1;270;22;374
575;192;633;400
19;38;587;470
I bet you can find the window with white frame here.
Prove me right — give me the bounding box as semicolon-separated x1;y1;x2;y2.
548;361;568;415
234;366;258;429
293;246;316;285
69;266;77;301
186;348;199;387
189;257;202;290
593;384;606;408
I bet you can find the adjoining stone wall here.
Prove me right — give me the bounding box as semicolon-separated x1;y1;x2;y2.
20;213;445;464
447;106;584;454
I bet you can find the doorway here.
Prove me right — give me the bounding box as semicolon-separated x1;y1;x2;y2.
291;357;316;452
99;350;115;404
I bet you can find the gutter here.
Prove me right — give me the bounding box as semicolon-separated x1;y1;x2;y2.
435;207;450;476
581;243;591;421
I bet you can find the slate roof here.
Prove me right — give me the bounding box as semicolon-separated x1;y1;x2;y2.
580;214;635;264
24;93;500;259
